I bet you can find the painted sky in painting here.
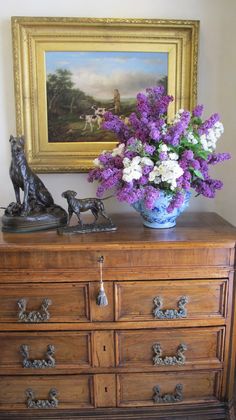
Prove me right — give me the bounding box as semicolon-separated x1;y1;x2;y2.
46;51;168;100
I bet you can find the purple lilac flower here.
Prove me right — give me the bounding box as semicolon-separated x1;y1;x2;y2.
142;165;154;176
124;150;137;159
150;127;161;141
192;105;204;118
190;159;200;170
159;151;168;161
183;171;191;180
98;152;113;166
136;93;149;116
143;186;160;209
194;179;223;198
198;113;220;135
113;156;123;168
167;191;185;213
96;184;106;198
182;150;194;160
87;168;102;183
102;112;131;142
100;168;115;180
179;158;188;170
197;159;209;179
144;144;155;155
139;175;149;185
146;86;174;117
129;112;141;130
117;185;144;204
164;111;191;146
126;137;137;147
207;152;231;165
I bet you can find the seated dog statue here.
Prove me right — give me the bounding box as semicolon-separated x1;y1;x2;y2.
8;135;54;215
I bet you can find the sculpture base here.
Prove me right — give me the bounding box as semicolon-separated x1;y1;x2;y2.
2;205;67;233
58;221;117;235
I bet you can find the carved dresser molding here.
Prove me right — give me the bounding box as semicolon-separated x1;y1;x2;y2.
0;212;235;419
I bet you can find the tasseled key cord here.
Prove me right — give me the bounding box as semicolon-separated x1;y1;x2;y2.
96;256;108;306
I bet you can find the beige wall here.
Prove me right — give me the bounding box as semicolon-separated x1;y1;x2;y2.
0;0;235;223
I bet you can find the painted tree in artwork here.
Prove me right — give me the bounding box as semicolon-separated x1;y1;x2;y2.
47;68;95;116
47;69;74;114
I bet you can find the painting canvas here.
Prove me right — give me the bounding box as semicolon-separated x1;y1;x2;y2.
46;51;168;143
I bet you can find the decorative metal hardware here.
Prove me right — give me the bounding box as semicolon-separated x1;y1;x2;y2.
153;383;183;403
25;388;59;409
153;296;188;319
17;298;52;322
153;343;187;366
20;344;56;368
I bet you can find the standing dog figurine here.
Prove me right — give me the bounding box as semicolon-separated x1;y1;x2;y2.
9;135;54;215
61;190;113;226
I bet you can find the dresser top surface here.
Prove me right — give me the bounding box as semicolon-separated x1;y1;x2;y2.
0;212;235;250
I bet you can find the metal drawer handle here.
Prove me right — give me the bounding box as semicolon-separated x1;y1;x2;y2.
17;298;52;323
20;344;56;368
153;343;187;366
25;388;59;409
153;383;183;403
153;296;188;319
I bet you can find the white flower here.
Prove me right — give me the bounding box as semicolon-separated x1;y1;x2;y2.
187;131;198;145
122;155;153;183
161;123;168;134
199;122;224;152
173;108;185;123
214;121;224;138
149;160;184;190
122;156;142;182
111;143;125;157
93;158;103;168
200;134;209;151
140;157;154;167
149;166;161;183
159;144;169;152
169;152;179;160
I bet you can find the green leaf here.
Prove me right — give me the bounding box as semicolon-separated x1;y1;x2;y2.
192;169;204;180
197;150;209;160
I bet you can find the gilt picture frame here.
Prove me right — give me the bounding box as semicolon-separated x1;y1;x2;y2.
12;17;199;172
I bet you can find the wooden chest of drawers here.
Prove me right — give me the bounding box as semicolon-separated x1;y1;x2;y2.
0;212;235;419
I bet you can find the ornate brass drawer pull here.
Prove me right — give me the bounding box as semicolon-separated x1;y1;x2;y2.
25;388;59;409
17;298;52;322
20;344;56;368
153;343;187;366
153;383;183;403
153;296;188;319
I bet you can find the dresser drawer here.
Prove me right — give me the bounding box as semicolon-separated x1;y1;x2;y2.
0;282;114;323
0;375;94;410
115;327;224;369
117;371;221;407
0;331;92;373
115;280;227;321
0;247;230;270
0;283;90;323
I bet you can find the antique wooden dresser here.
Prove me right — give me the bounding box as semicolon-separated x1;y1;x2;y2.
0;212;235;419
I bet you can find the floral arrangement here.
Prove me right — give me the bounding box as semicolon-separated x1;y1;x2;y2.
88;86;230;213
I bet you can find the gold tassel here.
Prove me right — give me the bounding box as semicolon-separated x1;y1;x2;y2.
96;256;108;306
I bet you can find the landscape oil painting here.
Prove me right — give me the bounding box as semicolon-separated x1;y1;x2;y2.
13;17;198;172
46;51;168;143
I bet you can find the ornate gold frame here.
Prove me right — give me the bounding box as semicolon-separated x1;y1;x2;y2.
12;17;199;173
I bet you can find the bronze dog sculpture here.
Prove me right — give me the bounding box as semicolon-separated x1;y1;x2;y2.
9;135;54;215
61;190;112;225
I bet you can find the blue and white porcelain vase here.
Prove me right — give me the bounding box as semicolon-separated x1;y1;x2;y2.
132;191;191;229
